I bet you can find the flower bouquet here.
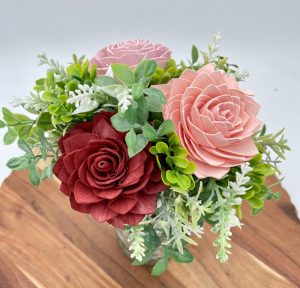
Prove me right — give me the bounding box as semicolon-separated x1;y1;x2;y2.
1;34;290;276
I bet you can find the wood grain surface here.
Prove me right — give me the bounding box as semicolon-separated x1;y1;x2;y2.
0;171;299;288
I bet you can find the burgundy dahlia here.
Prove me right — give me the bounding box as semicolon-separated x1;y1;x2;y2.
53;112;166;228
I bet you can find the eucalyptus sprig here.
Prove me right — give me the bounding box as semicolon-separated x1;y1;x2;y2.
96;60;175;158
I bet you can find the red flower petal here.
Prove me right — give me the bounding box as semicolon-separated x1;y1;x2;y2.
52;157;64;177
130;193;157;214
71;121;93;135
58;166;70;183
68;170;78;189
63;133;99;153
60;182;70;196
143;181;167;194
92;115;123;141
74;181;102;204
93;188;123;200
63;150;77;175
70;193;92;213
90;201;117;222
150;166;162;182
109;213;144;228
74;146;99;170
108;196;137;214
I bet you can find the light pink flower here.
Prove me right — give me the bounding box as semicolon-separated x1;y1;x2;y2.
90;39;171;75
156;64;262;179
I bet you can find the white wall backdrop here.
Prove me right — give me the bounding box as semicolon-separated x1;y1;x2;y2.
0;0;299;213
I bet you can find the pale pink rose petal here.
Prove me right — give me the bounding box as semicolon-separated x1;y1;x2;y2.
193;159;230;179
91;39;171;75
157;64;262;179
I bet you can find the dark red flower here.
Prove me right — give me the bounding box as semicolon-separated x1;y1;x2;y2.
53;112;166;228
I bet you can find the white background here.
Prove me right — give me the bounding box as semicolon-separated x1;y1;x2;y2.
0;0;299;213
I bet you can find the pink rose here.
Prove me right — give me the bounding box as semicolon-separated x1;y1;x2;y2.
90;39;171;75
156;64;262;179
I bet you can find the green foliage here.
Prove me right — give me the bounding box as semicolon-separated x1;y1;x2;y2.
150;245;193;276
131;225;161;266
151;255;169;276
150;59;182;85
111;63;135;86
150;132;196;191
101;60;172;158
175;32;249;81
254;125;290;174
125;129;148;158
144;87;167;112
210;163;252;263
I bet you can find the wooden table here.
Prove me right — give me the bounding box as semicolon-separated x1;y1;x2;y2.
0;171;299;288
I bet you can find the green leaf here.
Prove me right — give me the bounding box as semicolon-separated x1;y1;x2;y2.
39;132;55;153
173;147;188;157
90;64;97;80
251;207;263;216
4;128;17;145
171;248;194;263
17;125;32;139
48;104;59;115
259;124;266;136
17;139;33;154
111;63;135;86
41;91;57;102
157;120;175;137
151;256;169;276
66;63;81;78
149;146;158;155
14;114;31;123
172;156;189;168
2;107;18;125
111;113;133;132
145;87;167;112
132;82;144;100
41;161;54;180
134;60;157;81
127;134;148;158
125;129;137;147
94;76;118;86
80;60;89;79
249;154;262;166
176;173;191;190
61;115;72;123
178;162;197;174
191;45;199;64
29;164;40;186
242;189;255;200
166;170;177;184
168;133;180;146
37;112;53;131
6;156;29;170
155;142;169;154
142;123;157;140
273;192;282;201
66;79;78;92
252;164;276;176
136;97;149;124
0;120;6;128
248;196;264;209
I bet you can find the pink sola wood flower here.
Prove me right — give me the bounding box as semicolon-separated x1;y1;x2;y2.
90;39;171;75
155;64;263;179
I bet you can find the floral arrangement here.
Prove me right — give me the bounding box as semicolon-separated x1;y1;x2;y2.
1;34;290;275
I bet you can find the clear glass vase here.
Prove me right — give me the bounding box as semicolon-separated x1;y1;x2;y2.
116;229;164;266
